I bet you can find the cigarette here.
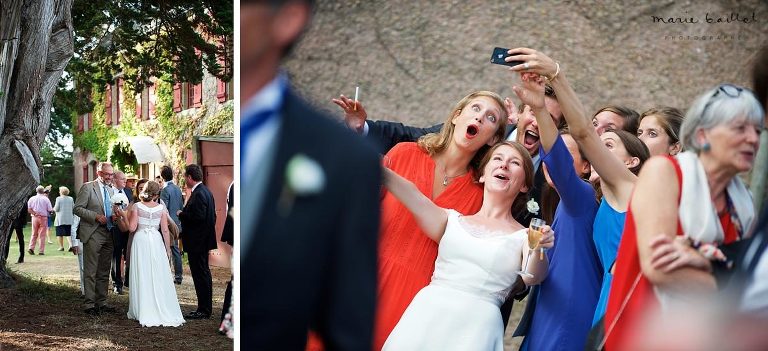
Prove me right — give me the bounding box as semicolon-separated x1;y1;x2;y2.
354;86;359;111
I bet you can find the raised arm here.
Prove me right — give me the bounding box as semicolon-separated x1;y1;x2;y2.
509;48;637;207
382;167;448;242
332;94;441;153
512;71;558;152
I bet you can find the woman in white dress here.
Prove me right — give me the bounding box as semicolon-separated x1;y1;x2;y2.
115;180;184;327
382;141;554;350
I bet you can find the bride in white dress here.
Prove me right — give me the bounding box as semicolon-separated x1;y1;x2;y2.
115;180;184;327
382;141;554;350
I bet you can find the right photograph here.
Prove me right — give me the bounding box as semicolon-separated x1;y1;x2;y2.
240;1;768;350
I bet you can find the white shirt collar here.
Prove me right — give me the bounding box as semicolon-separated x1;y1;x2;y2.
190;182;201;193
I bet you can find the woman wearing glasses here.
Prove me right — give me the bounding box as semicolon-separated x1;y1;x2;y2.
605;84;764;349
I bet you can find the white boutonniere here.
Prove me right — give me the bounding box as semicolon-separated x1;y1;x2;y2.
278;154;325;216
526;198;540;215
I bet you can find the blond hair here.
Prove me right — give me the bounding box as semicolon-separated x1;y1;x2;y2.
417;91;508;173
139;180;161;202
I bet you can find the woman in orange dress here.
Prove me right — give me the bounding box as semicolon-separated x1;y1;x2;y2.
368;91;509;349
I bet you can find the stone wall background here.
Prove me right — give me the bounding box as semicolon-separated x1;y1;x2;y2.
285;0;768;128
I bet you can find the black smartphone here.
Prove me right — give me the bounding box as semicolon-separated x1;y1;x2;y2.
490;47;524;67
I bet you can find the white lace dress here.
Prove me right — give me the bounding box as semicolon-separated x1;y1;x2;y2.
382;210;528;351
127;202;185;327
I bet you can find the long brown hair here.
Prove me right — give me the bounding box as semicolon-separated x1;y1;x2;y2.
604;129;650;175
477;141;534;218
639;107;684;147
593;105;640;135
417;91;508;175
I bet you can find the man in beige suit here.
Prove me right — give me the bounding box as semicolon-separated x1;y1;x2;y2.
73;162;117;315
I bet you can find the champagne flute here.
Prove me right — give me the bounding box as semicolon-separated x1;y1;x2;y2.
517;218;546;278
529;218;546;260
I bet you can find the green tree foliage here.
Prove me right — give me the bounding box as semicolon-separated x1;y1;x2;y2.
67;0;233;113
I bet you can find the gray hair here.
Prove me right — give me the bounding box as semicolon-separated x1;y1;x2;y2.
97;162;113;171
680;84;764;152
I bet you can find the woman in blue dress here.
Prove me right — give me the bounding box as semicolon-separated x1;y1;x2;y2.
506;66;602;350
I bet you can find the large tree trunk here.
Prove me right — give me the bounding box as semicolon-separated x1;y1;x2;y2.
0;0;73;288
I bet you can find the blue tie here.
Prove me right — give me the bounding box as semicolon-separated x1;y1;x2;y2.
103;186;112;230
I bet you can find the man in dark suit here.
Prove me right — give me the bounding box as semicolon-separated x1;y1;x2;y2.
177;164;217;319
160;165;184;285
242;0;381;349
219;181;234;324
110;171;133;295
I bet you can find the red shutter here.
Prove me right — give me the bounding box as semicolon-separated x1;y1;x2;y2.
216;39;228;102
173;83;182;112
148;84;156;119
105;84;112;125
217;78;226;103
83;166;89;183
116;79;123;125
77;115;84;132
193;82;202;107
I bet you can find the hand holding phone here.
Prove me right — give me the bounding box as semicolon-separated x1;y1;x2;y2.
490;47;524;67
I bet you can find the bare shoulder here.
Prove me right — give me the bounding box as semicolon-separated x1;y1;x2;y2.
637;156;677;183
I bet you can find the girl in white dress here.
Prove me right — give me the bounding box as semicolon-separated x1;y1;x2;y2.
382;141;554;350
115;180;184;327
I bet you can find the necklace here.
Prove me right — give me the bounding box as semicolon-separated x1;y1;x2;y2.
440;165;468;186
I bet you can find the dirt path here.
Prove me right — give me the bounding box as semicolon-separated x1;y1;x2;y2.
0;239;233;351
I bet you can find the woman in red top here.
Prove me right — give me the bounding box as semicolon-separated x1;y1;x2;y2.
605;84;763;350
370;91;509;350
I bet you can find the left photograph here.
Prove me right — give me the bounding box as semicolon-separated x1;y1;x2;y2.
0;1;234;349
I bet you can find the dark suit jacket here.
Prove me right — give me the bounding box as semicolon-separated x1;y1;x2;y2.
220;182;233;247
160;182;184;231
730;205;768;305
243;90;381;350
178;183;217;253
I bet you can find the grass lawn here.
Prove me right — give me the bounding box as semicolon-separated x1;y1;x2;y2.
1;225;232;350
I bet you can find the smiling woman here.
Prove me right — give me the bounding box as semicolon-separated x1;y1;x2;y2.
380;141;551;350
